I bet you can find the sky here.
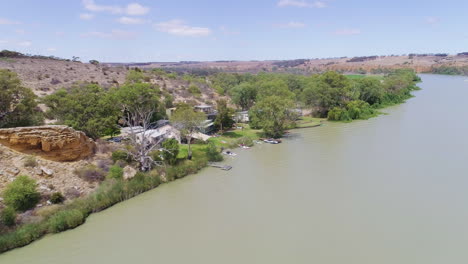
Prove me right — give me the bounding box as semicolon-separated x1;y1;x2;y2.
0;0;467;62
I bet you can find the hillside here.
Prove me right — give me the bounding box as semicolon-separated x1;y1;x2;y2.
0;53;220;106
0;57;127;97
110;53;468;75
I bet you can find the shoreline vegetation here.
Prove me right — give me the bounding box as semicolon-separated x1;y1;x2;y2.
0;68;421;254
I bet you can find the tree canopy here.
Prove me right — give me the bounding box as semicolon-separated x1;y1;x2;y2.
43;84;120;139
0;70;43;128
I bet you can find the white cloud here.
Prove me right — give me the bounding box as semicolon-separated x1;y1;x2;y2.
276;21;306;28
0;18;21;25
277;0;326;8
79;13;95;20
154;20;212;37
125;3;150;15
47;48;57;52
15;29;26;34
0;40;8;44
81;29;138;39
82;0;149;15
333;28;361;36
118;16;146;25
18;41;32;47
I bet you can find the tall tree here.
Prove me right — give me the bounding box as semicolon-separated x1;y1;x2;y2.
170;105;206;160
113;83;165;171
0;69;43;128
43;84;119;139
230;83;257;110
214;99;235;132
249;96;296;138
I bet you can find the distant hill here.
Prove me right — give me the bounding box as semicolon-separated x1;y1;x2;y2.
104;53;468;75
3;49;468;102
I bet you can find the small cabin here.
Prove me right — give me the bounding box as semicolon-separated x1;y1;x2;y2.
194;105;214;114
234;111;249;123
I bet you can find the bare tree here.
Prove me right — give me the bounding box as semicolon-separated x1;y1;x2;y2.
121;105;163;171
114;83;167;171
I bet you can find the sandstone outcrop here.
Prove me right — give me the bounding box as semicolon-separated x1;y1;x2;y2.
0;125;95;161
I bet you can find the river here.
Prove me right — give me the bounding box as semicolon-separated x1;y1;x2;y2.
2;74;468;263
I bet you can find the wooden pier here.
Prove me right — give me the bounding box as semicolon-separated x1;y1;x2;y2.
208;163;233;171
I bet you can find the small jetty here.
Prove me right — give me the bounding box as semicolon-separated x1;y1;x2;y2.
208;163;233;171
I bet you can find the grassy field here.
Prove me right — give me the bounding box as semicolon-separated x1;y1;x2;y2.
178;124;263;159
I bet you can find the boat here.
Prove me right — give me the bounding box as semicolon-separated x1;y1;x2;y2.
239;144;251;149
262;138;282;144
222;150;237;156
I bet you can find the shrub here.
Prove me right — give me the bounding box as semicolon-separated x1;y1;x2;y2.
0;223;45;252
205;142;223;162
50;192;65;204
188;84;201;95
23;156;37;168
346;100;375;120
3;176;40;212
1;207;17;227
47;209;85;233
327;107;351;121
112;150;131;163
74;165;105;182
107;165;123;180
162;139;179;165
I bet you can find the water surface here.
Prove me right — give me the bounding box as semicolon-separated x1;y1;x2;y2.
2;74;468;263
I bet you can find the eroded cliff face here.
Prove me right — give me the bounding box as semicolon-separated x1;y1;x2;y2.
0;125;95;161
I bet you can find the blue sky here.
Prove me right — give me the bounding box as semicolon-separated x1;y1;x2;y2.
0;0;467;62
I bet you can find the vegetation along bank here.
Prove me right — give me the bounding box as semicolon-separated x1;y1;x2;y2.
0;61;421;253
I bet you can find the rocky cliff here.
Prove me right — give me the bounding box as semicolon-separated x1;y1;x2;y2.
0;125;95;161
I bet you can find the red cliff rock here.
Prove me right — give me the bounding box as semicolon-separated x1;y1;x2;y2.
0;125;95;161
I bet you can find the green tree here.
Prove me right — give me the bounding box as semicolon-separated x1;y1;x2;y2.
3;175;40;212
170;106;206;160
214;99;235;132
230;83;257;110
327;107;351;121
43;84;119;139
346;100;375;119
256;79;295;100
301;71;355;117
112;82;165;123
0;69;43;128
161;138;179;165
205;141;223;162
356;77;385;105
249;96;295;138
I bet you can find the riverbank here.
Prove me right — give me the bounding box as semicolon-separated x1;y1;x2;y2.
0;107;413;253
0;123;274;253
0;69;422;253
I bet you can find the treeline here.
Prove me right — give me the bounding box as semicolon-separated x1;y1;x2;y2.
0;50;68;62
430;66;468;76
346;56;378;63
209;69;421;127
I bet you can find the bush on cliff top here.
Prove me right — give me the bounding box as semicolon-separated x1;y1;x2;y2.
3;176;40;212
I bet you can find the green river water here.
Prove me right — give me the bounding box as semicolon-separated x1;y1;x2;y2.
1;74;468;263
